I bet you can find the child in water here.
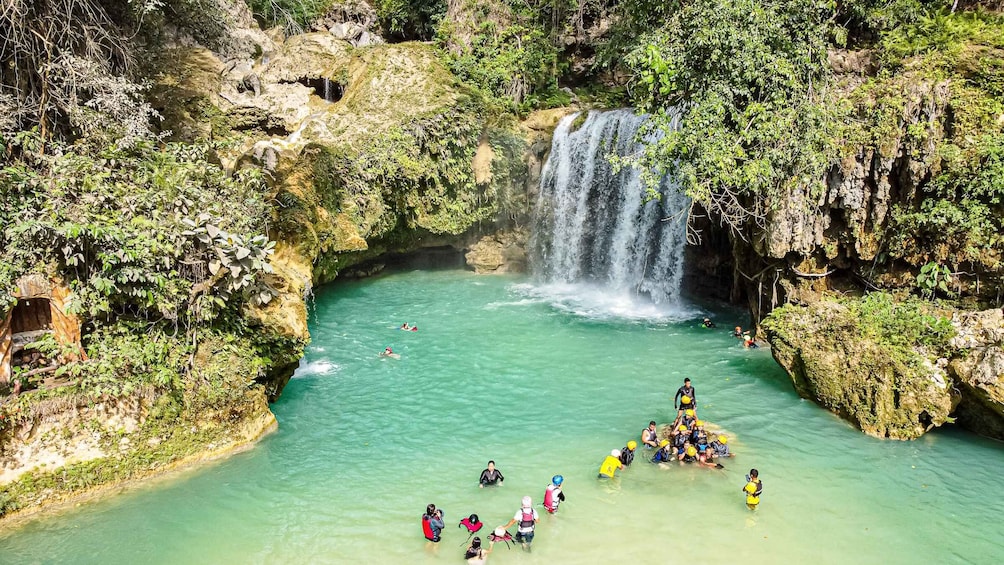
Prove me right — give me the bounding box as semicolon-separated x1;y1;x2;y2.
743;469;763;510
464;536;493;564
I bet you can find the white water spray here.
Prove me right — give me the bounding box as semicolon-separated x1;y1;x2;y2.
529;109;690;312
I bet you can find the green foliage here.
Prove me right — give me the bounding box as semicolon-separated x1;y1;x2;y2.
880;7;1004;63
247;0;337;31
916;262;955;299
0;132;274;323
376;0;447;40
436;0;563;112
848;292;955;352
624;0;836;234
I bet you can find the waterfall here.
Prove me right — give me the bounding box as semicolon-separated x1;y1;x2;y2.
323;78;334;103
529;109;690;310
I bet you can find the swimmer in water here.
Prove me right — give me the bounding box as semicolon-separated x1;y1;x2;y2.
380;347;400;358
703;317;715;328
464;536;493;564
479;460;504;488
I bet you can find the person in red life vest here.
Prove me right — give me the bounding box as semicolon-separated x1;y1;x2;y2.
499;496;538;552
543;475;565;513
422;503;445;542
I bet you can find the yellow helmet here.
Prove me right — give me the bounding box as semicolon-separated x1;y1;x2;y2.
686;446;697;457
681;395;691;404
718;435;728;444
627;440;637;450
685;409;695;417
696;420;704;427
659;439;670;447
677;425;687;432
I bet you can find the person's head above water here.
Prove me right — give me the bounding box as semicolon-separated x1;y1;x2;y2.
610;449;621;457
385;347;393;353
684;378;691;385
648;421;657;429
627;440;637;451
487;460;495;470
749;468;758;479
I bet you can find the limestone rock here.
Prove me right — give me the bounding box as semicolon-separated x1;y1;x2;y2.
764;300;956;439
948;308;1004;439
465;229;529;274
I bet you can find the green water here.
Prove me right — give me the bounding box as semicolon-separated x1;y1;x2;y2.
1;270;1003;564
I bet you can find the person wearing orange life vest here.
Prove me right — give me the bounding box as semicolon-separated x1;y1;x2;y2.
543;475;565;513
499;496;538;551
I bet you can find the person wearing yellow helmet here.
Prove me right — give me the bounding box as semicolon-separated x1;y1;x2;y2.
673;378;697;422
680;409;697;431
651;439;673;463
711;434;734;458
670;424;688;458
679;442;698;465
619;440;638;465
598;449;625;478
743;469;763;509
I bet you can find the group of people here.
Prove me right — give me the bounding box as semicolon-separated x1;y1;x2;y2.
421;320;766;560
597;376;764;511
380;322;419;358
733;325;760;348
422;463;566;562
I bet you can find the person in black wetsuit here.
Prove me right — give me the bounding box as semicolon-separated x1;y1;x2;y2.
479;460;504;488
673;378;696;423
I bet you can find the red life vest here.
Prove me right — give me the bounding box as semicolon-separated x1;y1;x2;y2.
422;515;436;540
459;516;483;533
543;485;559;513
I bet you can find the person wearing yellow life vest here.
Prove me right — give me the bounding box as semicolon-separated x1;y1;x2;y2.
743;468;763;510
598;449;624;478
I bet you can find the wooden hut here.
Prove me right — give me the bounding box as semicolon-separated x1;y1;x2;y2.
0;275;86;389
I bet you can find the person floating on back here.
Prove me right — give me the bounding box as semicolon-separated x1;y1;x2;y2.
422;503;445;542
499;496;538;552
641;421;659;449
743;469;763;510
619;440;637;465
598;449;624;478
543;475;565;514
479;460;504;488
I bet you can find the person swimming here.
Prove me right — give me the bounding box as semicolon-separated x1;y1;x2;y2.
733;326;743;338
380;346;400;358
702;317;715;328
400;323;418;332
464;536;493;564
743;331;759;349
479;461;504;488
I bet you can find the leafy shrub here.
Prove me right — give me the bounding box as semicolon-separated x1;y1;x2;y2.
247;0;337;30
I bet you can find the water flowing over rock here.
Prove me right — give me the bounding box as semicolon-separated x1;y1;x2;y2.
530;109;689;305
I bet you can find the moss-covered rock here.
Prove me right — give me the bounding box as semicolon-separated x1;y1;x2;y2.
763;296;958;439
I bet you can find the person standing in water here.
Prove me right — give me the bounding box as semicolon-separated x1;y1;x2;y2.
543;475;565;514
479;461;504;488
743;469;763;510
598;449;624;478
641;421;659;449
499;496;538;551
422;503;445;542
464;536;493;564
674;378;696;423
620;440;637;465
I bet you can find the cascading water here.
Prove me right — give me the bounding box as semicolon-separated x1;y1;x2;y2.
529;109;689;312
